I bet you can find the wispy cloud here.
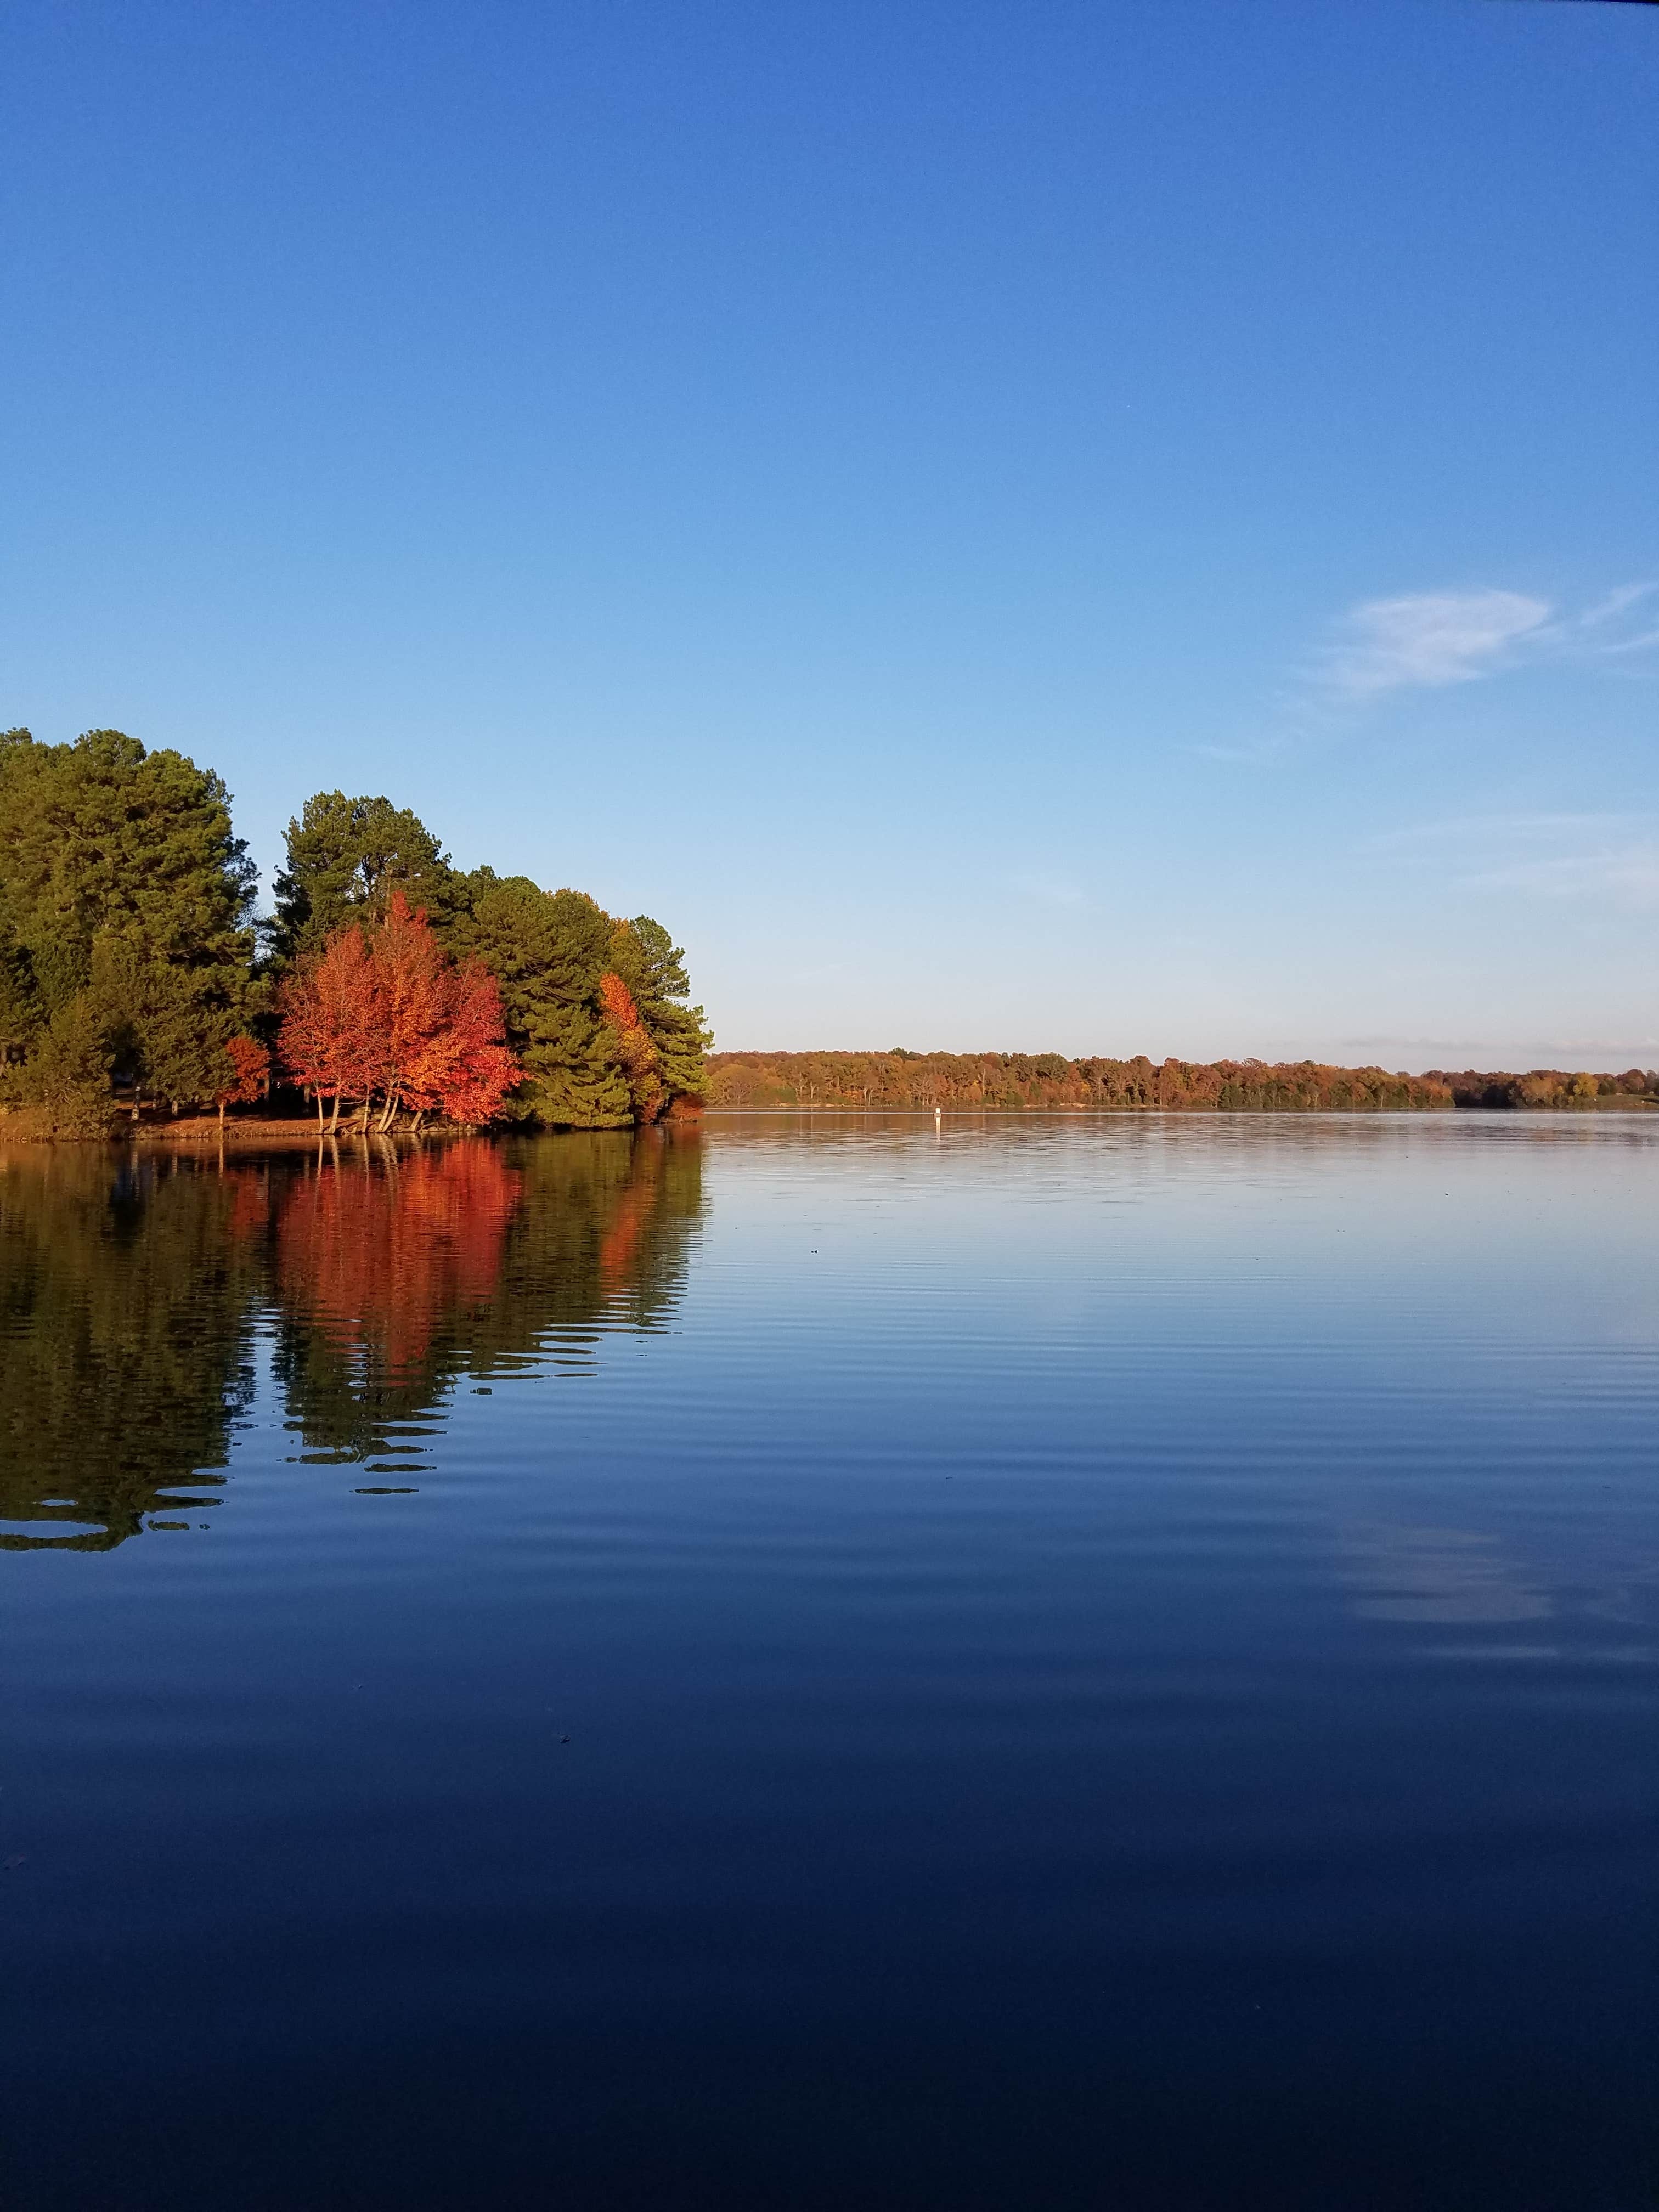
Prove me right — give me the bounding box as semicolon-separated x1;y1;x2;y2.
1318;589;1552;699
1572;583;1659;654
1197;581;1659;765
1374;811;1659;910
1310;580;1659;706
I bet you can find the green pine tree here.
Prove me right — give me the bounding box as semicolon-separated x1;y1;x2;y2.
0;729;257;1119
20;992;116;1133
446;876;635;1127
270;791;458;962
610;915;710;1106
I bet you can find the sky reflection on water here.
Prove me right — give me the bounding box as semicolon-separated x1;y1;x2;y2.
2;1114;1657;2210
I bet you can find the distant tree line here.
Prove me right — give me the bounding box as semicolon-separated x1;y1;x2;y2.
711;1052;1659;1112
1425;1068;1659;1109
707;1051;1458;1112
0;729;707;1133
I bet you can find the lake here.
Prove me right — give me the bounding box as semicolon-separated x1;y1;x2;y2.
3;1114;1656;2210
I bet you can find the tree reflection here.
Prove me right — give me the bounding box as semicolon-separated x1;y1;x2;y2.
0;1149;264;1548
0;1128;704;1545
273;1140;524;1464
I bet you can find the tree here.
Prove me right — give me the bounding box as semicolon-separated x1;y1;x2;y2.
597;969;663;1123
0;740;701;1131
21;994;114;1134
0;728;258;1115
0;924;41;1065
407;958;521;1128
0;728;255;1016
445;878;706;1126
85;938;261;1117
276;894;521;1131
445;874;634;1126
608;915;710;1108
276;924;380;1131
214;1036;269;1128
270;791;457;963
366;891;520;1129
365;890;453;1129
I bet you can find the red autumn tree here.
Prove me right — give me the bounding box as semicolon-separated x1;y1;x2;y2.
408;956;521;1127
367;890;454;1130
277;924;381;1132
213;1034;270;1128
278;892;521;1132
597;970;664;1124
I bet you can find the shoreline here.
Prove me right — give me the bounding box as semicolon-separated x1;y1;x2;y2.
1;1100;1652;1148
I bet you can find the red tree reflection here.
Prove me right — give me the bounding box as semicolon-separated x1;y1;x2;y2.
276;1141;522;1376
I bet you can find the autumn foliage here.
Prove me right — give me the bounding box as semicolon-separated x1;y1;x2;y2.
597;969;664;1124
214;1035;269;1126
707;1051;1459;1114
278;891;521;1131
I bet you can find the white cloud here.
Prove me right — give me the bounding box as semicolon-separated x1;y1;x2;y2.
1200;581;1659;765
1318;589;1552;699
1575;583;1652;634
1374;812;1659;911
1307;580;1659;708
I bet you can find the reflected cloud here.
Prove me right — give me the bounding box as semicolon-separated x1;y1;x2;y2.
1340;1521;1551;1626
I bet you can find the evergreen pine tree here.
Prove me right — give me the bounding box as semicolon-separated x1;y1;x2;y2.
270;792;458;963
446;876;633;1127
610;915;710;1107
0;729;257;1115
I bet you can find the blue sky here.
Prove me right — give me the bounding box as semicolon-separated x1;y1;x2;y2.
3;0;1655;1065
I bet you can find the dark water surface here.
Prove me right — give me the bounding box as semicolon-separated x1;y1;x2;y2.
3;1114;1656;2210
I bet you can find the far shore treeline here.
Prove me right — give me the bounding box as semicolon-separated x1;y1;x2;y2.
708;1052;1659;1113
0;727;708;1135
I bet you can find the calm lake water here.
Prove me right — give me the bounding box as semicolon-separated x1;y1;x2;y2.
3;1114;1657;2210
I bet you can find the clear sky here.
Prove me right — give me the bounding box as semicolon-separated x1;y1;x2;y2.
3;1;1655;1067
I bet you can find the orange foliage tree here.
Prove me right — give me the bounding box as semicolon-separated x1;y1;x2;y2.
597;970;663;1124
278;892;521;1131
213;1034;270;1128
276;924;380;1131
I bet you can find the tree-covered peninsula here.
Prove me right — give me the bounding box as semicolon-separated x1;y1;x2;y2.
0;728;708;1133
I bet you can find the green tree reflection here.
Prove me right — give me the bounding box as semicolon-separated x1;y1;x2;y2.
0;1149;265;1548
273;1130;703;1465
0;1130;704;1545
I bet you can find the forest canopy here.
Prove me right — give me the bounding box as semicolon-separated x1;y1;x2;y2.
0;731;708;1132
706;1052;1659;1113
